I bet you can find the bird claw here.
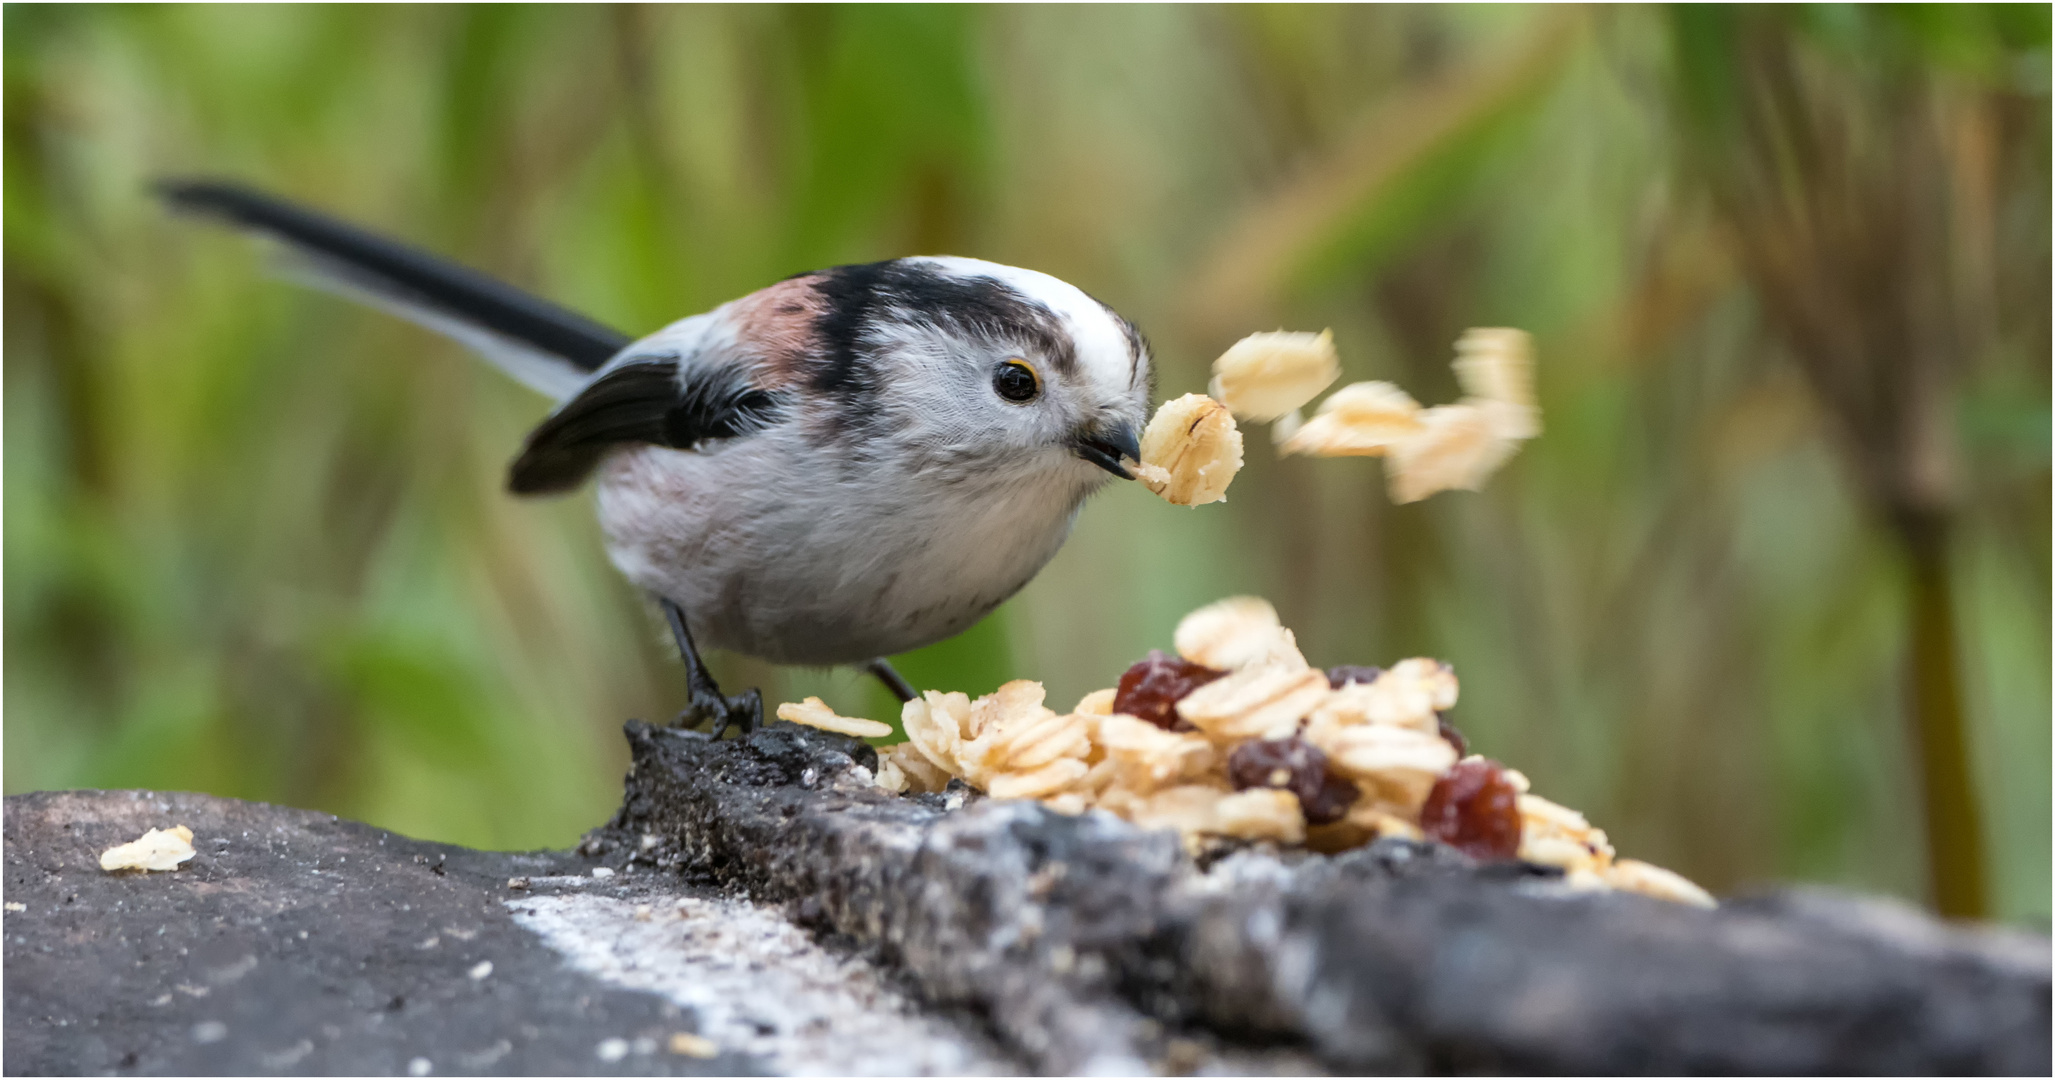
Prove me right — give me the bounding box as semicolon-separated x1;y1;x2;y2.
673;685;763;738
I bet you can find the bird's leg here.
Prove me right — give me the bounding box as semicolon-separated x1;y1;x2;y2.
659;597;762;737
863;658;917;704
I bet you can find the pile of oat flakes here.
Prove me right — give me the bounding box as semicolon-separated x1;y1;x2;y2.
780;596;1711;908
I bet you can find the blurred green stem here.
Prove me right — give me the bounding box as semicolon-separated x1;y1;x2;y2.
1897;508;1987;919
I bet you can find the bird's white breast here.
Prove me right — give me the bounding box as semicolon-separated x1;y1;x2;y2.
594;428;1101;666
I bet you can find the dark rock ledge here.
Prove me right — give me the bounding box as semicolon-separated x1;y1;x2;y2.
593;722;2050;1075
7;720;2050;1076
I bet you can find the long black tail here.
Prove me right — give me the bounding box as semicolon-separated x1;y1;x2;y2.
156;179;630;399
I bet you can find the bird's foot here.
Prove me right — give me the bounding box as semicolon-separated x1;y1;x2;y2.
672;684;763;739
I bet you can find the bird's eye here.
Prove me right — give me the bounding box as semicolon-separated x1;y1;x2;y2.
993;360;1040;403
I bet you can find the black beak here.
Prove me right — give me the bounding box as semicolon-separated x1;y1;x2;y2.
1073;420;1142;480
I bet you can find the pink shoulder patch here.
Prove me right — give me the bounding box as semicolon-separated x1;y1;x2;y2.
730;275;824;386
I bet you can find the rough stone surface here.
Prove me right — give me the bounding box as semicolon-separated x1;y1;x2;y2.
595;720;2053;1076
8;721;2050;1076
2;787;1007;1076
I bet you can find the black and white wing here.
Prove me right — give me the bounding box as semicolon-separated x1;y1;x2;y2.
505;355;788;494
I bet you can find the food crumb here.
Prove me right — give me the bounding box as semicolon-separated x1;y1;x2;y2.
668;1032;719;1058
632;905;653;922
1606;858;1717;908
776;697;894;739
100;825;196;873
467;960;493;981
1277;381;1423;458
1384;403;1518;504
1162;1036;1208;1075
1272;325;1541;504
1209;329;1341;422
3;902;25;913
407;1056;432;1077
591;867;615;879
596;1038;630;1063
1137;393;1244;506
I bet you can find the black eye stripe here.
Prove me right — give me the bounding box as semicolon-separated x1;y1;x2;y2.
993;360;1040;403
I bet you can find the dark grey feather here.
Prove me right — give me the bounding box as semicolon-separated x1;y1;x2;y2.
156;179;630;396
508;357;788;494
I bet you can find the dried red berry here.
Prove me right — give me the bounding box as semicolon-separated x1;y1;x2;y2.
1302;771;1362;826
1326;665;1384;690
1226;737;1360;825
1113;651;1227;730
1436;712;1469;758
1419;758;1522;861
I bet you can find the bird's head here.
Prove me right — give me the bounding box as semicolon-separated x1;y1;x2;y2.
772;257;1152;486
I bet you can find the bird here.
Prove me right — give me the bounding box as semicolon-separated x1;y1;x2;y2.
157;180;1152;735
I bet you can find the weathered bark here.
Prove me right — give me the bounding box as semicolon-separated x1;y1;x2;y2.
6;721;2048;1076
595;720;2051;1075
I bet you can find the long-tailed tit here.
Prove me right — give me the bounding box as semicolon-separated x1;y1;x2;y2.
158;181;1151;734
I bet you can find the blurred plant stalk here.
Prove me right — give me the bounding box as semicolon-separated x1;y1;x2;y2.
1181;7;1585;344
1665;7;2016;918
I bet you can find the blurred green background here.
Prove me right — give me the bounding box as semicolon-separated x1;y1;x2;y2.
6;5;2047;924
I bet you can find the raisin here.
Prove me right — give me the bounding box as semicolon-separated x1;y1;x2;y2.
1419;758;1521;861
1226;737;1360;825
1113;650;1226;730
1436;711;1469;757
1327;664;1384;690
1301;770;1362;826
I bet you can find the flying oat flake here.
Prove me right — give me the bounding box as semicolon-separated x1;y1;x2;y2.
1228;326;1540;503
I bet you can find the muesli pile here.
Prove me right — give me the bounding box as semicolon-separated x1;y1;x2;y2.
778;596;1712;908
